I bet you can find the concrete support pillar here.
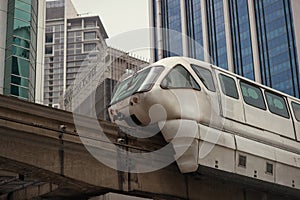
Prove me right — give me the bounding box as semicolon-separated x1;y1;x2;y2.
248;0;262;83
180;0;189;57
156;0;164;60
222;0;234;72
201;0;210;63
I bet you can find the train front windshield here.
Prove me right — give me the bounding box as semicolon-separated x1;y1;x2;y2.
110;66;164;105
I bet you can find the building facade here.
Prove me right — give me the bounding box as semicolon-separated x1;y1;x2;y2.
63;47;148;120
0;0;45;103
150;0;300;97
44;0;108;108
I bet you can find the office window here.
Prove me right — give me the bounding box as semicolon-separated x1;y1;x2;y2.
45;33;53;43
84;32;96;40
45;46;53;54
84;43;96;52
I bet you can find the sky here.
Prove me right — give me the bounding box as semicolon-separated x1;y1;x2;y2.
71;0;150;60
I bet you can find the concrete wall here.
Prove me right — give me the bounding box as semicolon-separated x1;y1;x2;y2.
90;193;152;200
0;0;8;95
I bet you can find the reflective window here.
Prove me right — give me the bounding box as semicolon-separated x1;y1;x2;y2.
161;65;200;90
292;102;300;121
255;0;299;97
11;85;29;99
265;91;289;118
12;45;29;59
11;56;29;77
207;0;228;69
191;64;215;92
240;81;266;110
14;8;31;22
186;0;203;60
13;37;30;48
162;0;183;57
219;74;238;99
229;0;254;80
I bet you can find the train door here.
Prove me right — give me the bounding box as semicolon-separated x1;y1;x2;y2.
214;70;245;124
239;81;294;139
288;99;300;141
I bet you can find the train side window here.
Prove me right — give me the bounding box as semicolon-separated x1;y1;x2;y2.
240;81;266;110
191;65;216;92
161;65;200;90
291;102;300;121
265;91;289;118
219;74;239;99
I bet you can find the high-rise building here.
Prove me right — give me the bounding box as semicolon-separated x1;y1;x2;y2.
0;0;46;103
150;0;300;97
44;0;108;108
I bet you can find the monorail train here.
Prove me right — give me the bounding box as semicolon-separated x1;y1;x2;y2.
108;57;300;190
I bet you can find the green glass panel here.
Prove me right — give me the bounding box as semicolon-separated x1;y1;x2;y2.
15;0;31;11
13;36;30;48
12;45;29;59
11;56;29;77
11;75;29;87
22;0;32;5
13;19;30;40
14;8;31;22
11;85;29;99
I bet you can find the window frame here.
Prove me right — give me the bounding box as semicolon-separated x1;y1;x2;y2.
160;65;201;91
264;90;290;119
218;73;239;99
240;81;266;110
191;64;216;92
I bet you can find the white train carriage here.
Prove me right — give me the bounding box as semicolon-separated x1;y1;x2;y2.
108;57;300;190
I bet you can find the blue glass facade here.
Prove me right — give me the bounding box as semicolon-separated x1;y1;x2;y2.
162;0;183;57
255;0;299;97
206;0;228;70
229;0;254;80
186;0;203;60
151;0;300;97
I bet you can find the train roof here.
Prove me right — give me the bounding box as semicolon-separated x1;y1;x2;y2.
151;57;300;103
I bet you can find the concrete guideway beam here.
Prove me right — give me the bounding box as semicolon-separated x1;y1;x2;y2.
0;94;299;199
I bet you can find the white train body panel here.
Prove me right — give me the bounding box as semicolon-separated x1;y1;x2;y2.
108;57;300;190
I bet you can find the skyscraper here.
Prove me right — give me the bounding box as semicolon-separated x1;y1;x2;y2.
0;0;46;102
150;0;300;97
44;0;149;113
44;0;108;108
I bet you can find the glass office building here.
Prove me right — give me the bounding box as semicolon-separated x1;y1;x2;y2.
0;0;45;102
150;0;300;97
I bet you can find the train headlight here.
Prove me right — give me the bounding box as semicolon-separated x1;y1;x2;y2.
132;96;139;104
